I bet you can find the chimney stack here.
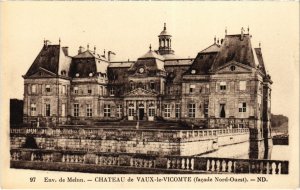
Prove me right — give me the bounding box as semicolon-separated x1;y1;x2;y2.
241;27;244;40
78;46;84;54
62;47;69;56
108;51;116;62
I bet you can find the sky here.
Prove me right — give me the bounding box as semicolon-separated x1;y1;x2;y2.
1;2;299;118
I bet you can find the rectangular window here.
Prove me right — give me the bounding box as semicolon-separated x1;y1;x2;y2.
164;104;171;118
61;85;66;94
45;104;50;116
86;104;92;117
31;85;37;94
116;104;122;118
87;86;92;94
74;103;79;117
46;85;51;92
189;84;195;93
150;82;155;90
110;88;115;96
239;102;247;112
61;104;66;117
220;104;226;118
220;82;226;91
239;81;246;91
148;105;155;117
74;87;78;94
128;107;134;117
188;103;196;118
175;104;180;118
104;104;111;117
204;103;209;118
30;103;36;116
167;86;171;94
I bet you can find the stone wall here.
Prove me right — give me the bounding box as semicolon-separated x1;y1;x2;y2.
11;128;249;156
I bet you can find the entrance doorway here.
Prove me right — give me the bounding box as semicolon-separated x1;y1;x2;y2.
138;104;145;120
139;108;144;120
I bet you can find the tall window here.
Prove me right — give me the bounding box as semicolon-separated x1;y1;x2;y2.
189;84;195;93
86;104;92;117
130;82;134;90
150;82;155;90
116;104;122;118
239;103;247;112
74;103;79;117
31;85;37;94
167;86;171;94
45;104;51;116
164;104;171;118
220;82;226;91
61;104;66;117
104;104;111;117
175;104;180;118
148;104;155;117
110;87;115;96
61;85;66;94
30;103;36;116
220;104;226;118
74;87;78;94
204;103;209;118
239;81;246;91
128;104;134;117
188;103;196;118
45;85;51;92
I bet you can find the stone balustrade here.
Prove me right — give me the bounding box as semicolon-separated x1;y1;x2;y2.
10;148;288;174
11;127;249;141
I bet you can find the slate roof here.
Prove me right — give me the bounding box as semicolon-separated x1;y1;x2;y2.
200;43;221;53
254;48;267;75
25;45;71;77
69;50;109;78
211;34;256;71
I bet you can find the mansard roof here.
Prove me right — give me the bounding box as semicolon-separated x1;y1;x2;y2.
69;50;109;78
211;34;256;71
24;44;71;78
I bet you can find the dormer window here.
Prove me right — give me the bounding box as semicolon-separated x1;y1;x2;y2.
76;73;80;77
74;87;78;94
89;73;93;77
189;84;195;93
45;85;51;92
191;69;196;74
220;82;226;91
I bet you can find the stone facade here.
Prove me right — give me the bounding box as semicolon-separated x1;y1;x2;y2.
23;25;272;133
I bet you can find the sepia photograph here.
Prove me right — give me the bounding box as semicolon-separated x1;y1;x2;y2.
1;1;299;189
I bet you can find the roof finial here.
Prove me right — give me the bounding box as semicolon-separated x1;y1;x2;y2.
43;38;46;45
214;36;216;44
259;41;261;48
149;44;152;51
94;46;96;54
59;37;61;45
87;43;89;50
164;23;166;30
225;27;227;35
247;26;250;34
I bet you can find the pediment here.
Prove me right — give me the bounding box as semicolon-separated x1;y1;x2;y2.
215;61;252;74
125;88;158;97
27;67;56;78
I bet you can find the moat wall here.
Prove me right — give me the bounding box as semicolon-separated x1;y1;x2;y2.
11;128;249;156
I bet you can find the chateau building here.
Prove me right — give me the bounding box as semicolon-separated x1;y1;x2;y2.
23;24;272;130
